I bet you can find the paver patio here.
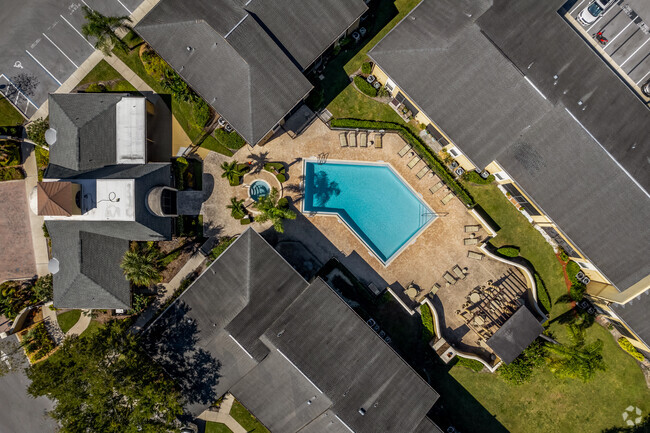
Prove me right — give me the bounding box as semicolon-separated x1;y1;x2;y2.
0;180;36;283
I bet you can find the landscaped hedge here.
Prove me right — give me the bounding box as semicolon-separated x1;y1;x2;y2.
618;337;645;362
214;128;246;150
353;76;378;97
566;261;581;284
462;170;495;185
420;303;435;343
496;246;520;257
457;356;484;372
330;118;475;206
535;273;552;312
361;61;373;75
264;162;286;183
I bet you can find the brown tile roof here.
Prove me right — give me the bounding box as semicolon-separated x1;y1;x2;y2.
37;182;80;216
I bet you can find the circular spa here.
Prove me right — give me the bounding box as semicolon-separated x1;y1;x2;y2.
249;180;271;201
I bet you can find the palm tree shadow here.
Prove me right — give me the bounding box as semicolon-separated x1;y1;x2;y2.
312;171;340;207
284;175;306;203
247;151;269;174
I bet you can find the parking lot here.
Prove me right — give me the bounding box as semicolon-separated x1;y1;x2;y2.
0;0;145;118
567;0;650;90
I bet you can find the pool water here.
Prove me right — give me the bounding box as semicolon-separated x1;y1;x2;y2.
249;180;270;201
303;161;436;264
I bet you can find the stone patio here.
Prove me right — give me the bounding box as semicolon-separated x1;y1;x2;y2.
199;119;535;360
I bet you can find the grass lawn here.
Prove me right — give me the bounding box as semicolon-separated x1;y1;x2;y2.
205;422;233;433
230;400;270;433
81;319;103;336
446;324;650;433
77;59;137;92
0;96;24;126
56;310;81;334
35;146;49;181
328;84;403;123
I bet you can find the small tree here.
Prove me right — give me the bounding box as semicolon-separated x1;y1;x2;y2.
220;160;246;186
32;274;53;303
120;246;162;287
227;197;246;219
27;118;49;147
545;339;606;382
81;6;132;55
253;188;296;233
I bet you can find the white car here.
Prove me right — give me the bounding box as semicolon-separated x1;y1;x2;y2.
577;0;614;26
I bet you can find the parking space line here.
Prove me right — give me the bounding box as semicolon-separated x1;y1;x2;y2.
60;14;95;49
620;37;650;67
81;0;92;10
636;69;650;84
25;50;62;85
0;74;39;109
115;0;132;14
587;5;619;32
42;33;78;68
569;0;588;15
605;20;635;49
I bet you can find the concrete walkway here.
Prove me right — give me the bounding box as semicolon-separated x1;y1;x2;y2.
197;393;247;433
131;251;206;333
21;142;50;276
64;310;92;337
41;303;64;346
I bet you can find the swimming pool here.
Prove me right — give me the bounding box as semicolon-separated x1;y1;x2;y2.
303;160;437;265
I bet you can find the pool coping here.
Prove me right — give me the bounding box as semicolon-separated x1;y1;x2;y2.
301;157;438;267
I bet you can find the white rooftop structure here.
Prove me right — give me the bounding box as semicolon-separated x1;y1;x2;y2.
115;97;146;164
41;178;135;221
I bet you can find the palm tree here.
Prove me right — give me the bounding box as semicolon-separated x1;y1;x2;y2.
120;247;162;287
227;197;246;219
220;161;246;186
253;188;296;233
81;6;132;55
545;339;606;382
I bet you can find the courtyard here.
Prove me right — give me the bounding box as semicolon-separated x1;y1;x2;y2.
200;119;541;363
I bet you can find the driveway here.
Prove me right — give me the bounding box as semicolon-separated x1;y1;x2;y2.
0;0;146;117
0;180;36;283
0;337;57;433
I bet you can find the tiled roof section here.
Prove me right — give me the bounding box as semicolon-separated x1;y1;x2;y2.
245;0;368;70
486;307;544;364
48;94;124;171
36;182;79;216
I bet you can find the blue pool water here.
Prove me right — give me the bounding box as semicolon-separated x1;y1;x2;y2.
303;161;436;264
249;180;270;201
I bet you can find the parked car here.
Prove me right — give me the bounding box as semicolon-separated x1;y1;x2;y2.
577;0;614;26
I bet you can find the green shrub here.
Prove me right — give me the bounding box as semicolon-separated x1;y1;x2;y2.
420;303;435;343
264;162;285;174
276;173;286;183
329;118;474;206
617;337;645;362
0;126;23;137
240;218;252;225
23;322;54;361
361;61;373;75
497;246;520;257
535;273;551;312
277;197;289;209
566;261;581;284
214;128;246;150
569;282;586;302
498;340;546;384
457;357;484;372
194;99;212;128
141;49;171;80
85;83;106;93
559;248;569;262
33;274;53;303
306;87;325;110
27;118;48;148
42;223;49;238
208;237;236;264
0;166;25;181
462;171;495;185
173;157;189;190
377;86;389;98
353;75;378;97
339;36;352;47
0;142;21;167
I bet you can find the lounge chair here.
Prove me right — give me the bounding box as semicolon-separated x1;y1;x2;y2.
348;131;357;147
468;251;484;260
429;283;442;297
464;225;480;233
429;181;443;194
407;155;421;169
359;131;367;147
443;272;456;285
398;144;411;157
416;165;429;179
441;192;454;205
339;132;348;147
374;133;382;148
464;238;479;246
452;265;466;280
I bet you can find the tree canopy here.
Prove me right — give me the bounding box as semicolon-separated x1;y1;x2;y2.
121;245;162;287
26;320;184;433
253;187;296;233
81;6;132;55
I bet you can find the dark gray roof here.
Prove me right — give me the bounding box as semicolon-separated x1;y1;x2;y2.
368;0;650;291
611;289;650;349
146;229;440;433
48;223;130;309
48;94;125;172
245;0;367;70
486;307;544;364
413;416;444;433
136;0;319;145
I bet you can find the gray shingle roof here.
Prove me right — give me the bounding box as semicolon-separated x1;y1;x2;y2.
48;94;125;171
486;307;544;365
368;0;650;292
145;229;440;433
611;289;650;350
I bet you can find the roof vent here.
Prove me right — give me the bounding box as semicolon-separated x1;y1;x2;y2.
358;408;366;416
45;128;57;145
186;46;193;52
48;258;60;274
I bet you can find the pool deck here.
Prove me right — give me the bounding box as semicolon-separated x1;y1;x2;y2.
200;119;533;359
